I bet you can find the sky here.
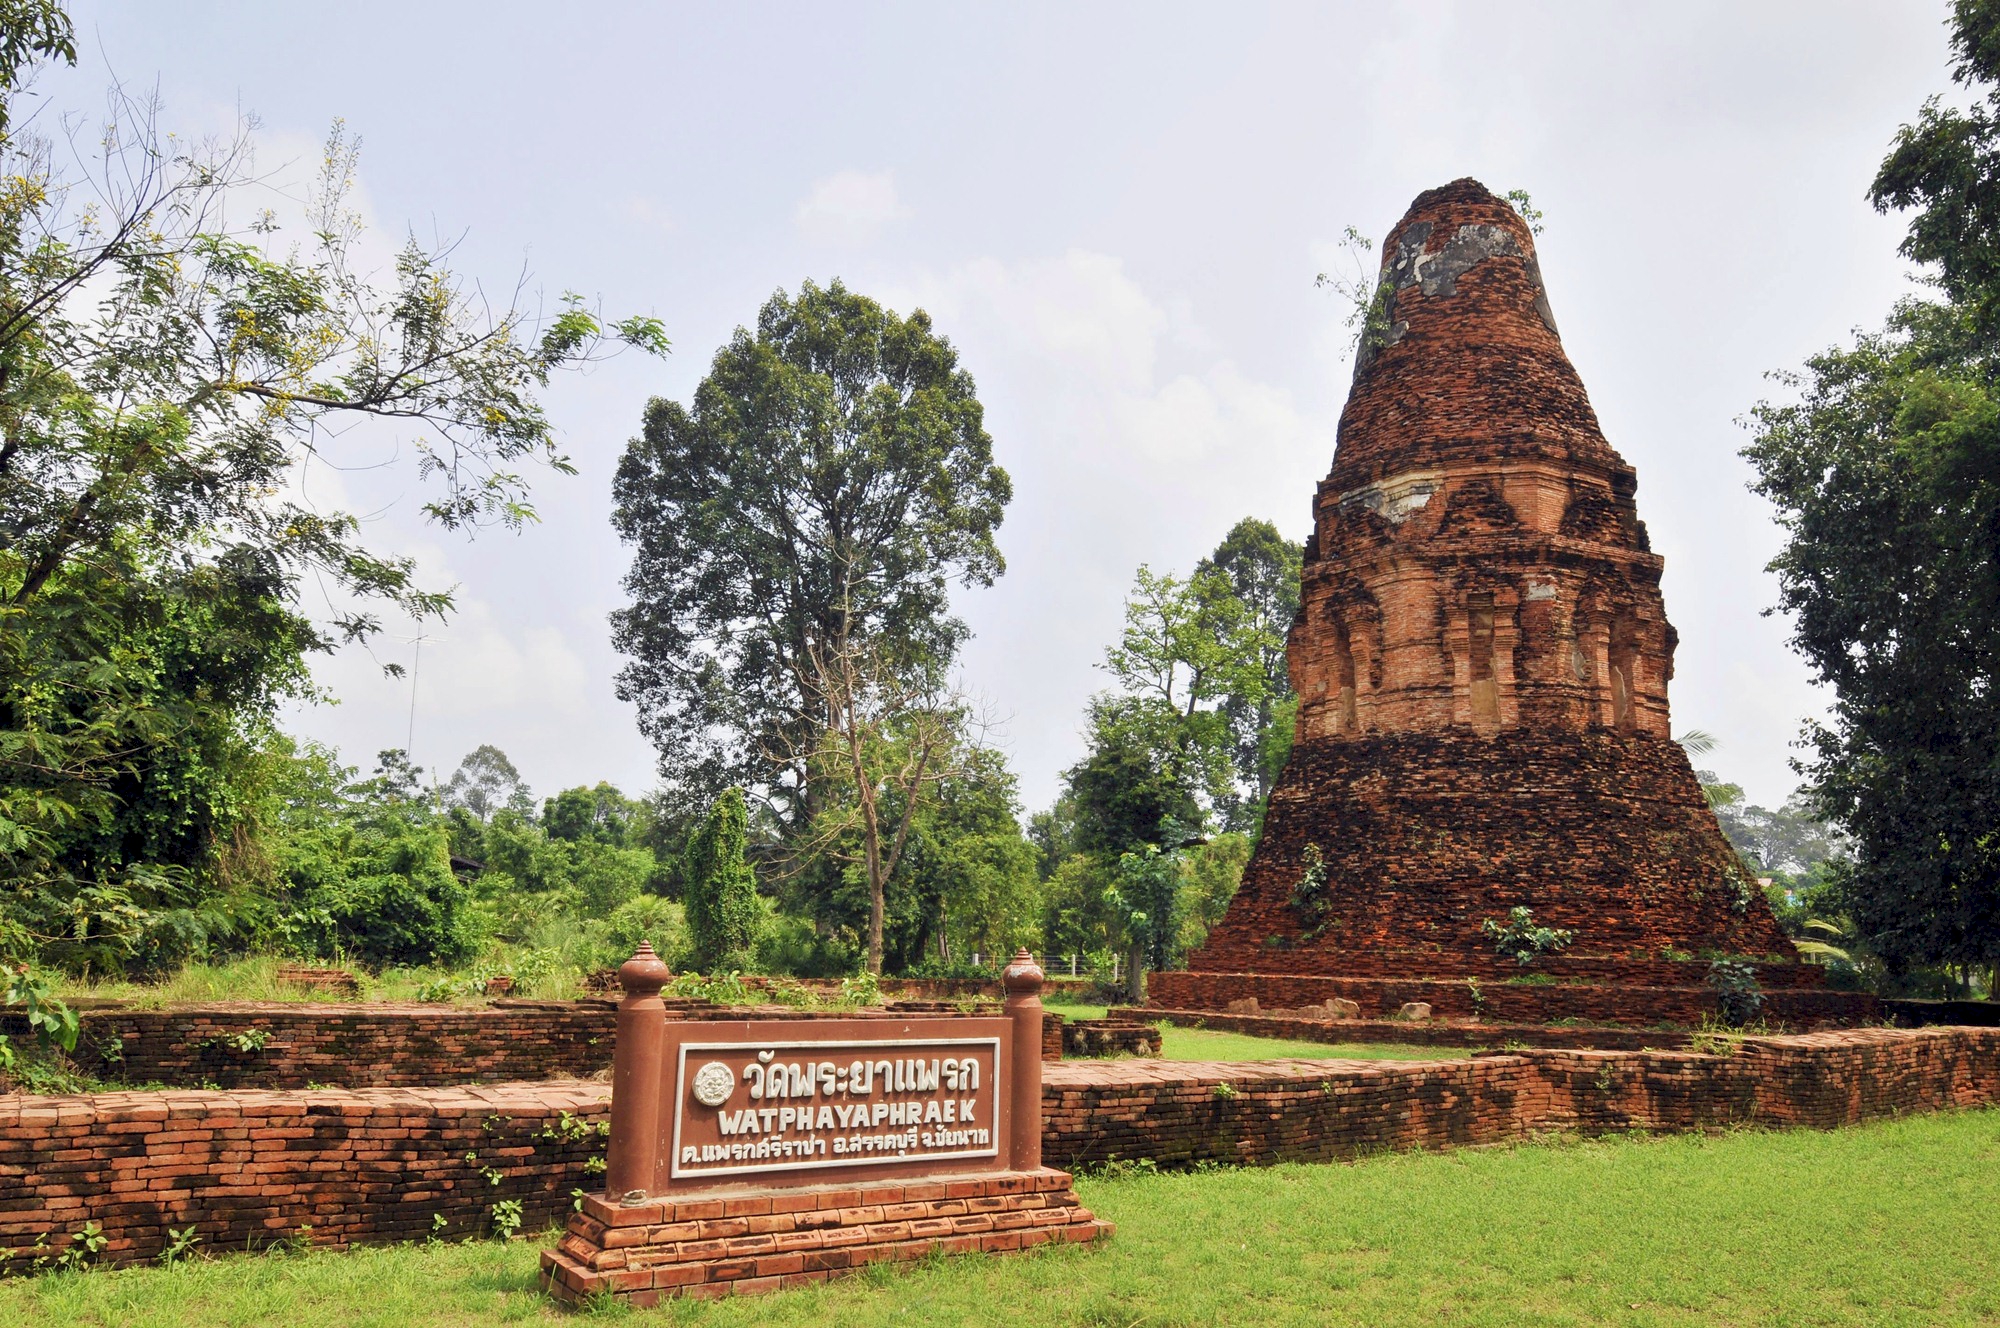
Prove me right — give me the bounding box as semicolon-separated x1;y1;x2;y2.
43;1;1956;815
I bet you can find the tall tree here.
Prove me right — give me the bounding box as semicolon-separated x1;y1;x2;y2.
0;10;666;970
610;280;1011;828
1195;518;1302;826
1744;0;2000;990
682;787;759;972
442;746;533;823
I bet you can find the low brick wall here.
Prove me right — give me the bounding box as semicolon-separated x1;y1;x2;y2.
5;1002;1046;1091
1040;1027;2000;1170
1117;1007;1690;1051
5;1028;1992;1271
1145;971;1879;1029
1064;1020;1164;1058
0;1082;609;1271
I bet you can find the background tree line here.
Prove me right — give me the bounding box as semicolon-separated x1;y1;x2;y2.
8;0;2000;1024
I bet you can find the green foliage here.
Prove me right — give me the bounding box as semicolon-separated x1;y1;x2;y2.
611;279;1009;821
156;1225;201;1268
682;787;759;971
603;895;684;966
0;14;662;982
268;758;475;970
1108;843;1188;976
805;745;1041;975
1706;959;1765;1026
1196;519;1303;829
487;1200;522;1241
1289;844;1331;938
1739;0;2000;996
1480;907;1575;966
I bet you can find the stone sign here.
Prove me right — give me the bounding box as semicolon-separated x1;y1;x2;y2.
666;1026;1004;1180
542;945;1110;1306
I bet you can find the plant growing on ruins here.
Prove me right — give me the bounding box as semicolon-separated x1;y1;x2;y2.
157;1225;201;1267
1481;908;1575;966
1289;844;1332;938
1706;959;1765;1026
488;1200;523;1241
0;963;76;1070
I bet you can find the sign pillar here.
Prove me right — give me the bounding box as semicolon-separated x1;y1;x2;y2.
604;941;669;1199
1002;947;1044;1171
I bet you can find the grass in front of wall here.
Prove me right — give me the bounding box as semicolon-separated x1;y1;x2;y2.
1156;1023;1470;1063
53;954;561;1009
7;1107;1997;1328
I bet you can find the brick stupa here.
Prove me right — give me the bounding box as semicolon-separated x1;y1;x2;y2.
1152;179;1858;1028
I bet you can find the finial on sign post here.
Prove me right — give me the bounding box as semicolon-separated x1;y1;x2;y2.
605;942;672;1200
1001;947;1044;1171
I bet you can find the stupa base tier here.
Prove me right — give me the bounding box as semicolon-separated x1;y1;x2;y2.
541;1169;1111;1306
1146;971;1879;1030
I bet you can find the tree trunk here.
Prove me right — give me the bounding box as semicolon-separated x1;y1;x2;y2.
1125;942;1146;1004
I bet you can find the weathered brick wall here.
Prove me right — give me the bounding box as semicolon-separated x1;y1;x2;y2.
3;1003;623;1090
1196;733;1801;978
6;1029;1993;1270
4;1002;1044;1091
1145;971;1876;1029
1039;1027;2000;1171
0;1083;609;1271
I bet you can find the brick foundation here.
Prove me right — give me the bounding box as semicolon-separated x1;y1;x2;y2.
1145;970;1878;1029
1063;1019;1164;1058
3;1001;1064;1091
1040;1027;2000;1170
540;1169;1110;1305
0;1082;609;1271
5;1028;1992;1274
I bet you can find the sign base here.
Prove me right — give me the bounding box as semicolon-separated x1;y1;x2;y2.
541;1168;1110;1305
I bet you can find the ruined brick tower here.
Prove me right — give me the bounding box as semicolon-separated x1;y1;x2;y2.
1152;179;1851;1026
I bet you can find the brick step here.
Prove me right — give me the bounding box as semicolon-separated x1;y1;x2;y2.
541;1168;1110;1306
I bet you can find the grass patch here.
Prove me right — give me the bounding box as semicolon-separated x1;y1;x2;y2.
5;1108;1996;1326
1045;999;1462;1062
1155;1024;1467;1063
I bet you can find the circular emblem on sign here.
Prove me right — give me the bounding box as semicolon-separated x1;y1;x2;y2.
691;1060;735;1108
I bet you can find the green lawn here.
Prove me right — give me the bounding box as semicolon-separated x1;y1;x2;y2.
9;1108;1997;1327
1048;1002;1464;1062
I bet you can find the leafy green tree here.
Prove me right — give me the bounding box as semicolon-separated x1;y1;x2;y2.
682;788;759;971
815;746;1039;973
262;745;475;969
1107;842;1186;1002
0;8;665;973
442;746;533;823
1744;0;2000;992
1064;697;1203;858
544;783;639;847
611;280;1010;826
1196;519;1302;826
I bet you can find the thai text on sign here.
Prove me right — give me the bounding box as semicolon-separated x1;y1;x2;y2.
669;1036;1002;1179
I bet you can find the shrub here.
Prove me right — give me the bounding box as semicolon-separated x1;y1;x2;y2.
1481;907;1575;966
605;896;686;967
1707;959;1765;1025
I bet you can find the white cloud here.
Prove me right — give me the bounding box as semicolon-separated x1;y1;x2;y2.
794;170;910;244
886;250;1333;811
